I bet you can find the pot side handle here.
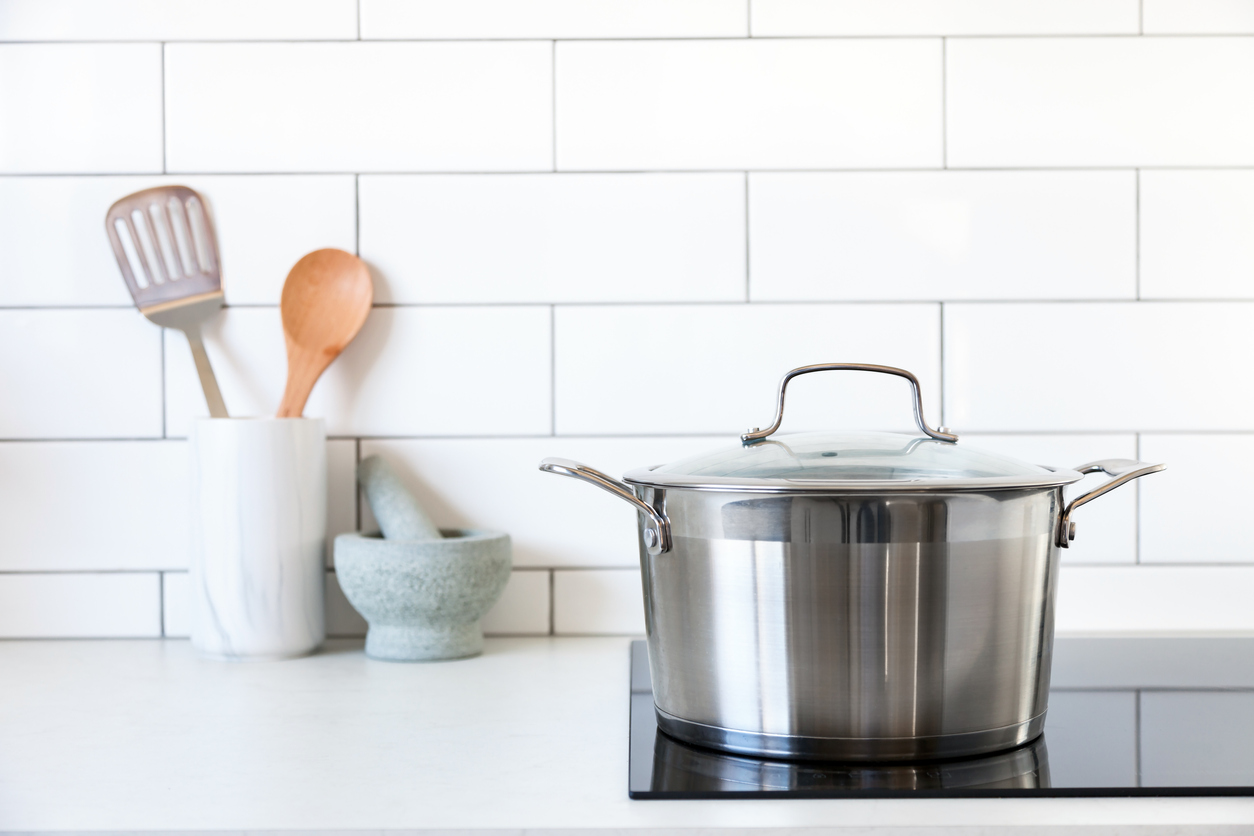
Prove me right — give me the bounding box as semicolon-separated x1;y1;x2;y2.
539;457;672;556
1057;458;1166;548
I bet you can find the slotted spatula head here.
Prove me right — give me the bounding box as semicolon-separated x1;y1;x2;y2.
105;185;230;418
105;185;222;313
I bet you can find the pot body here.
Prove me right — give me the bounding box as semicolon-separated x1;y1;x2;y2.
635;484;1062;761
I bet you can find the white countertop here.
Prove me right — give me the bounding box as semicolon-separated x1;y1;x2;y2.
1;636;1252;833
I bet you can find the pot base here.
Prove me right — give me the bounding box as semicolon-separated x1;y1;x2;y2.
655;706;1047;763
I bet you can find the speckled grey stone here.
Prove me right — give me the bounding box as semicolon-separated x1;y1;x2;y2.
357;455;443;541
334;529;511;662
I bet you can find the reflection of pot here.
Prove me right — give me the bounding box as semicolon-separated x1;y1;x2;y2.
651;730;1051;793
543;364;1166;761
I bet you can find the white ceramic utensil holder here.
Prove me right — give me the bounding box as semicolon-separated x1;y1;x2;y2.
190;417;327;660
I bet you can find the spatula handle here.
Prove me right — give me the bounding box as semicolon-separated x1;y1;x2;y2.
183;325;228;419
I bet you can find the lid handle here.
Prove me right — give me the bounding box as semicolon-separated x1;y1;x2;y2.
741;363;957;444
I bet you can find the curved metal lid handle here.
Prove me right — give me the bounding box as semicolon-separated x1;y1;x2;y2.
741;363;957;445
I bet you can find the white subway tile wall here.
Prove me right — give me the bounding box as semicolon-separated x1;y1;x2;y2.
750;1;1139;36
554;303;941;435
0;175;356;307
358;173;746;304
164;42;553;173
0;310;163;440
0;1;358;41
946;38;1254;167
1055;566;1254;632
163;305;552;438
0;44;163;174
748;171;1135;302
1140;171;1254;300
0;441;188;571
1139;434;1254;564
1142;0;1254;34
361;0;749;39
556;39;943;170
945;302;1254;431
1;1;1250;639
0;573;160;638
553;569;646;635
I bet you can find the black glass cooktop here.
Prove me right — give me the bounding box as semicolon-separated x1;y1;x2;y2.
628;638;1254;799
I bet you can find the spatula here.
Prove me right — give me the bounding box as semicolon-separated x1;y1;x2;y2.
105;185;228;418
277;248;372;418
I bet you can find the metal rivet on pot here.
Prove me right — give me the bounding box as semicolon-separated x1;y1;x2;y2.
1068;521;1077;541
643;528;658;548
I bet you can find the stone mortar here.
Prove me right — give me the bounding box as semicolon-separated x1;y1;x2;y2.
334;529;511;662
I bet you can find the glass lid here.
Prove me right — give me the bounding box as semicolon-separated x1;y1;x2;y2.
624;430;1079;492
622;364;1082;493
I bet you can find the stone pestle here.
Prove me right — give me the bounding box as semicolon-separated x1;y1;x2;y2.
357;455;443;541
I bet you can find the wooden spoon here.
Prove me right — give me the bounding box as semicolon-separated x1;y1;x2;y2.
277;248;372;418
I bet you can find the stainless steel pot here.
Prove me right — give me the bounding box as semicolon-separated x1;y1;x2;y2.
541;364;1165;762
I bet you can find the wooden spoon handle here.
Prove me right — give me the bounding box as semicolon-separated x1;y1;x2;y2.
276;347;327;418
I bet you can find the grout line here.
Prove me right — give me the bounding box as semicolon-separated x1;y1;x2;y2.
8;165;1254;178
551;40;558;171
3;429;1254;445
3;562;1254;578
1135;689;1143;786
1139;0;1145;35
746;0;754;36
940;37;947;169
20;297;1254;313
534;565;639;572
0;569;188;575
159;43;167;173
356;0;362;39
0;637;170;643
550;305;557;436
553;633;647;639
158;571;165;637
743;172;751;302
0;438;178;444
1135;169;1141;300
0;304;136;310
548;569;556;636
5;34;1252;44
1048;687;1254;697
1063;562;1254;568
355;437;362;531
354;174;361;256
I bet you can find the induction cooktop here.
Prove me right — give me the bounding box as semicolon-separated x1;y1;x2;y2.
628;638;1254;798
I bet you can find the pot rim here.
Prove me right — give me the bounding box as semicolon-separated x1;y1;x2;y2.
622;464;1086;493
